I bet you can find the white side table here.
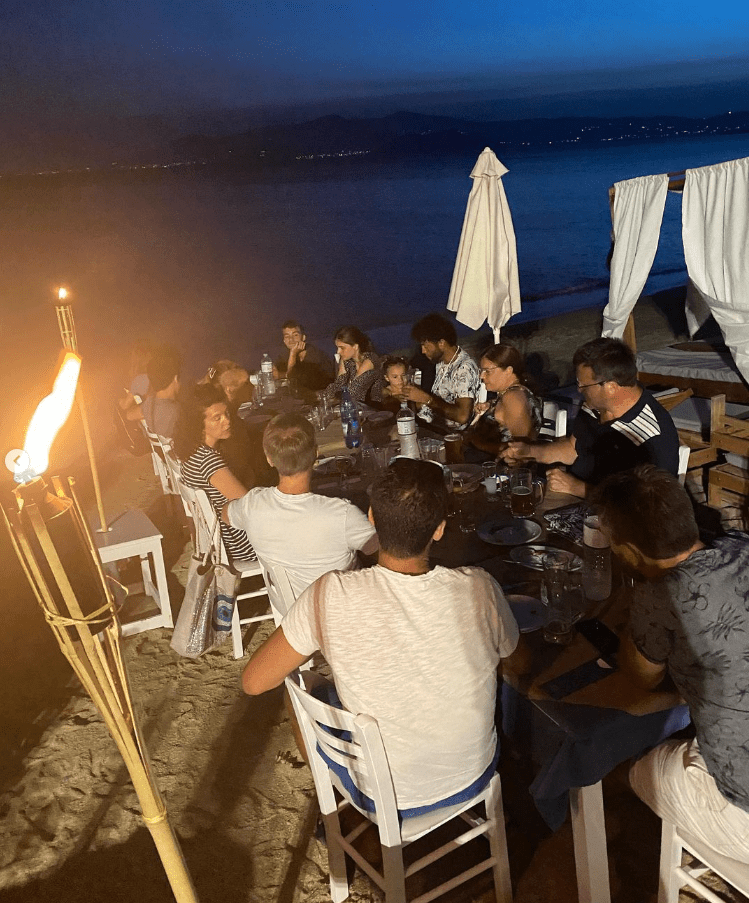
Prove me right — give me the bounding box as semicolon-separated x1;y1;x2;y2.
94;510;173;636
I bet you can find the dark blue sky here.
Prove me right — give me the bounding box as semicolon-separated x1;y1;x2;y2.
2;0;748;120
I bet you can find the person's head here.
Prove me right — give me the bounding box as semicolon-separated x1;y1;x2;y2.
173;384;231;459
369;458;448;558
381;355;408;392
572;338;637;407
262;413;317;476
218;367;249;404
411;314;458;361
282;320;306;350
591;465;700;573
146;346;181;394
480;343;525;393
334;325;371;362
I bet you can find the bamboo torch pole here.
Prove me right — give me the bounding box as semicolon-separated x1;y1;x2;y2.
55;288;109;533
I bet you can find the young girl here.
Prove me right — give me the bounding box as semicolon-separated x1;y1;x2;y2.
378;356;409;412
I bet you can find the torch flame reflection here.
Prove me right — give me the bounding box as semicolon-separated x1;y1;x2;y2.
16;352;81;482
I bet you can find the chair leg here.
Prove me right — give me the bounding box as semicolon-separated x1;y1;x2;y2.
657;820;683;903
381;844;406;903
230;604;243;659
321;811;350;903
486;775;513;903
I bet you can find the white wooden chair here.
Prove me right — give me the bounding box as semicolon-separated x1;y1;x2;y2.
540;400;568;439
286;671;512;903
258;560;297;627
658;819;749;903
163;447;194;525
192;489;273;658
142;423;179;497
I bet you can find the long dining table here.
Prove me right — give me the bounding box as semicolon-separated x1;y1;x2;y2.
306;415;690;903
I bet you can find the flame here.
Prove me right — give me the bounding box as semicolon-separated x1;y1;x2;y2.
15;352;81;482
58;287;68;301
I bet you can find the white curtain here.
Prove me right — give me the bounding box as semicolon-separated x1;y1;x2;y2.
602;173;669;338
683;156;749;382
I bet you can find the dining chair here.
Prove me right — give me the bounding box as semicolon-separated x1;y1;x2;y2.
658;819;749;903
192;488;273;658
286;671;512;903
540;400;567;438
258;560;296;626
142;423;179;497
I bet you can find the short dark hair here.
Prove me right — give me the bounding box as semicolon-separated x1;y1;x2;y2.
480;343;527;383
591;465;699;560
381;355;408;375
411;313;457;346
369;459;448;557
572;338;637;387
147;346;181;392
333;325;372;353
262;413;316;476
173;383;225;460
282;320;305;333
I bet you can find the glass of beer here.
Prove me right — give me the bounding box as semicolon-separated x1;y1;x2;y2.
510;468;535;517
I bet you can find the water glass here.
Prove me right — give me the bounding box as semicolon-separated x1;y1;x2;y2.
542;552;574;645
452;477;478;533
482;462;500;502
418;438;446;463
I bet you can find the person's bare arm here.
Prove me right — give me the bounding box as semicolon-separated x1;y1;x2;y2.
125;402;144;422
499;634;533;678
210;466;247;507
497;391;533;440
361;533;379;555
546;467;588;498
402;386;473;425
242;627;310;695
502;434;577;466
618;634;667;691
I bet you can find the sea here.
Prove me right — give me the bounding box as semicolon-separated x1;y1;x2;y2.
1;130;748;468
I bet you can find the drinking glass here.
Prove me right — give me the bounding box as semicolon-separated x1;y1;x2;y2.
542;552;573;644
482;462;500;502
452;476;478;533
444;433;464;464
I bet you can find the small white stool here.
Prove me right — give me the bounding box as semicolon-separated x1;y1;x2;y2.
94;510;173;636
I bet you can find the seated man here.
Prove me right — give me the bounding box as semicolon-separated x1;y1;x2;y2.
401;313;480;431
128;345;181;440
273;320;335;393
504;337;679;498
223;413;377;597
594;465;749;863
242;458;520;812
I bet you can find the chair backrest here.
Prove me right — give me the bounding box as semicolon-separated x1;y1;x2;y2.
164;448;194;519
259;561;297;625
540;400;568;439
677;444;690;484
192;488;230;565
286;672;403;846
142;423;178;495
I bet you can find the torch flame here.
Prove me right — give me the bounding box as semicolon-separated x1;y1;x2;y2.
15;352;81;482
58;287;68;301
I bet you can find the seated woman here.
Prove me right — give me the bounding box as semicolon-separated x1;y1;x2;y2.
174;384;256;562
324;326;381;405
466;343;543;458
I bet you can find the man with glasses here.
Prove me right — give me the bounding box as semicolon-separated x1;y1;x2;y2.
503;337;679;498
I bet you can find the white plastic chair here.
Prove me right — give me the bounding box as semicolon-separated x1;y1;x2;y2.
658;819;749;903
286;671;512;903
192;489;273;658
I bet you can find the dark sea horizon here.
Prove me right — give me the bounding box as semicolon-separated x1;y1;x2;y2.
1;130;748;473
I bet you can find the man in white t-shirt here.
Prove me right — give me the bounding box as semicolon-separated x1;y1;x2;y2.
223;413;377;598
243;458;520;813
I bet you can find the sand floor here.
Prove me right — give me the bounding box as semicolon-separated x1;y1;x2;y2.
1;296;745;903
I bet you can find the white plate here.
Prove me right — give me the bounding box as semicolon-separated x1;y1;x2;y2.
509;545;583;571
506;594;545;633
476;518;542;546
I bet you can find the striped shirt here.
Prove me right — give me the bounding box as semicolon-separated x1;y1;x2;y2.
570;388;679;484
181;445;256;562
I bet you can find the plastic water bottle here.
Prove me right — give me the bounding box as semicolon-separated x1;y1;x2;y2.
397;403;420;459
260;353;276;396
582;514;612;602
340;388;361;449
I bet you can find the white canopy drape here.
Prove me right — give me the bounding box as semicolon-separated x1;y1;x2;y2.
447;147;520;341
683;156;749;382
602;173;669;338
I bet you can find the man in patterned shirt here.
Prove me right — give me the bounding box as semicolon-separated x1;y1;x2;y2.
594;465;749;863
402;313;480;431
504;338;679;498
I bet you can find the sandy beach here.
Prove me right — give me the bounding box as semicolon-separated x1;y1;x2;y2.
1;294;743;903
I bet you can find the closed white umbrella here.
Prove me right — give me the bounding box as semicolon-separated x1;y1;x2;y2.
447;147;521;341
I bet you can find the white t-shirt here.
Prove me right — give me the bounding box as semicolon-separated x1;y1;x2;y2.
225;488;376;598
282;564;519;809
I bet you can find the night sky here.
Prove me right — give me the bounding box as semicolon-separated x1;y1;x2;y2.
2;0;748;123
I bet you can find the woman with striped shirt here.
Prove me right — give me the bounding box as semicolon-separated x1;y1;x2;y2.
174;384;256;562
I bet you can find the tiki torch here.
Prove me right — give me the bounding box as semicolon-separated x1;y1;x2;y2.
55;286;109;533
2;352;198;903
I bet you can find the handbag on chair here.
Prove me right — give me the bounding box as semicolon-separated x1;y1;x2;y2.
171;516;239;658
